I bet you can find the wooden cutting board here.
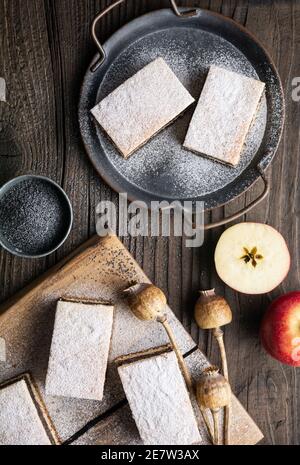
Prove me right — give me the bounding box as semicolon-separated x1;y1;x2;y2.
0;234;263;445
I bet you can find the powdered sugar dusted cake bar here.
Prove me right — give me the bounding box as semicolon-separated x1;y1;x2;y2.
91;57;195;158
184;65;265;166
0;374;59;445
117;349;201;445
46;299;114;401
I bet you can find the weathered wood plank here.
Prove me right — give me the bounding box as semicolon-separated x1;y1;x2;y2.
0;0;58;302
0;0;299;445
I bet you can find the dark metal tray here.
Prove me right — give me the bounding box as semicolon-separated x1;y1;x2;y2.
79;0;284;227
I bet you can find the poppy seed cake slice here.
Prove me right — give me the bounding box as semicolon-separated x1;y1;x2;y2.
91;57;195;158
184;65;265;166
117;350;201;445
0;375;59;445
46;300;114;401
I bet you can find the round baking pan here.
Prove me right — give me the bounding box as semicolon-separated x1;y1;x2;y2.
79;0;284;227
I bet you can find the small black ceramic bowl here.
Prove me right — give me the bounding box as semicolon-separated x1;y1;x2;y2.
0;175;73;258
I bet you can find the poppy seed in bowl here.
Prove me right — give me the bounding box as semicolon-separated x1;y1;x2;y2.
0;176;73;257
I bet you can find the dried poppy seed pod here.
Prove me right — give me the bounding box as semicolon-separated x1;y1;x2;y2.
196;366;231;411
125;283;167;321
196;366;231;446
194;289;232;445
194;289;232;330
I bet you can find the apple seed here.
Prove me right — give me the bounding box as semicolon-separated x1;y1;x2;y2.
240;247;263;268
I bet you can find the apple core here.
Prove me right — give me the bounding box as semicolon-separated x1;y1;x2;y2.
240;247;264;268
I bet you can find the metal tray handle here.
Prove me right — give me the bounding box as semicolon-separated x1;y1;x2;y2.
90;0;197;72
89;3;270;230
203;166;269;230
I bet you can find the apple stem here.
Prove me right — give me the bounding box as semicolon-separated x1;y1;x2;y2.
213;327;230;445
158;316;215;443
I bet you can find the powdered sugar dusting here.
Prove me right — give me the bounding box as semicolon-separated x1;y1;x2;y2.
118;351;201;445
91;58;194;158
184;65;265;166
0;380;52;445
45;301;114;401
94;27;268;199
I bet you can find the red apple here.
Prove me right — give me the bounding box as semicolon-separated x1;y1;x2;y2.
260;291;300;366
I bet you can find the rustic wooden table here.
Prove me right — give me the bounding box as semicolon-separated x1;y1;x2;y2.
0;0;299;446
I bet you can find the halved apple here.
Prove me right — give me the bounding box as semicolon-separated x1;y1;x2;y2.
214;223;290;294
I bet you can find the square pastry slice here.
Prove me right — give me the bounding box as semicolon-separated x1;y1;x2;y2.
45;299;114;401
91;57;195;158
117;348;201;445
184;65;265;166
0;374;59;445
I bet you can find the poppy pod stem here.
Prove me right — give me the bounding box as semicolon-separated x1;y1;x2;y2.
212;409;220;445
157;315;214;443
213;327;230;445
157;316;192;390
199;406;215;442
213;328;228;379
